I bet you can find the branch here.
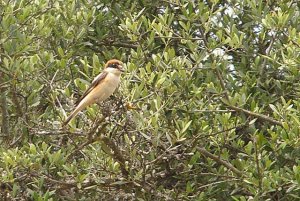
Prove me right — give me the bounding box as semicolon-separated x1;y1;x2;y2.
11;83;23;118
225;104;283;127
29;172;140;191
197;147;243;177
253;136;262;192
30;129;85;136
66;119;107;159
100;135;129;177
214;67;283;127
0;72;9;138
66;117;129;177
89;39;138;49
215;68;230;100
192;109;235;113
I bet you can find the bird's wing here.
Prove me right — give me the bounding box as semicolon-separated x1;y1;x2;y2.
74;71;108;106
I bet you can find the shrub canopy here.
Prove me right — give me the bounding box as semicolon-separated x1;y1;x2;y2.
1;0;300;200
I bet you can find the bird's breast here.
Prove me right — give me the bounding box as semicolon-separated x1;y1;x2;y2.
91;73;120;101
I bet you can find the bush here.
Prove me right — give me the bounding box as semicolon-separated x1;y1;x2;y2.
1;0;300;200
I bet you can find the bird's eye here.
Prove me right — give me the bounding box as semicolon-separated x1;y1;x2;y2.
108;63;118;68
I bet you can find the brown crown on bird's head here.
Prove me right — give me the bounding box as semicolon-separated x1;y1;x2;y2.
105;59;124;72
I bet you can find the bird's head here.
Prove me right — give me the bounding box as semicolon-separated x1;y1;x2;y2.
105;59;124;73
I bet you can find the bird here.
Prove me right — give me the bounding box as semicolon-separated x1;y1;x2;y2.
62;59;124;127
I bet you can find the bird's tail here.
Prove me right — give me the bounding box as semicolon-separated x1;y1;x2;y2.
61;106;81;127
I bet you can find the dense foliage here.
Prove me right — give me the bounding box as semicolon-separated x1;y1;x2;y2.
1;0;300;200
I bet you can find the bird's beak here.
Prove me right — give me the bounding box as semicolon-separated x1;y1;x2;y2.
119;65;125;72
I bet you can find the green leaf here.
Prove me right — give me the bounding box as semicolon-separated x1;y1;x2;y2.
181;120;192;134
